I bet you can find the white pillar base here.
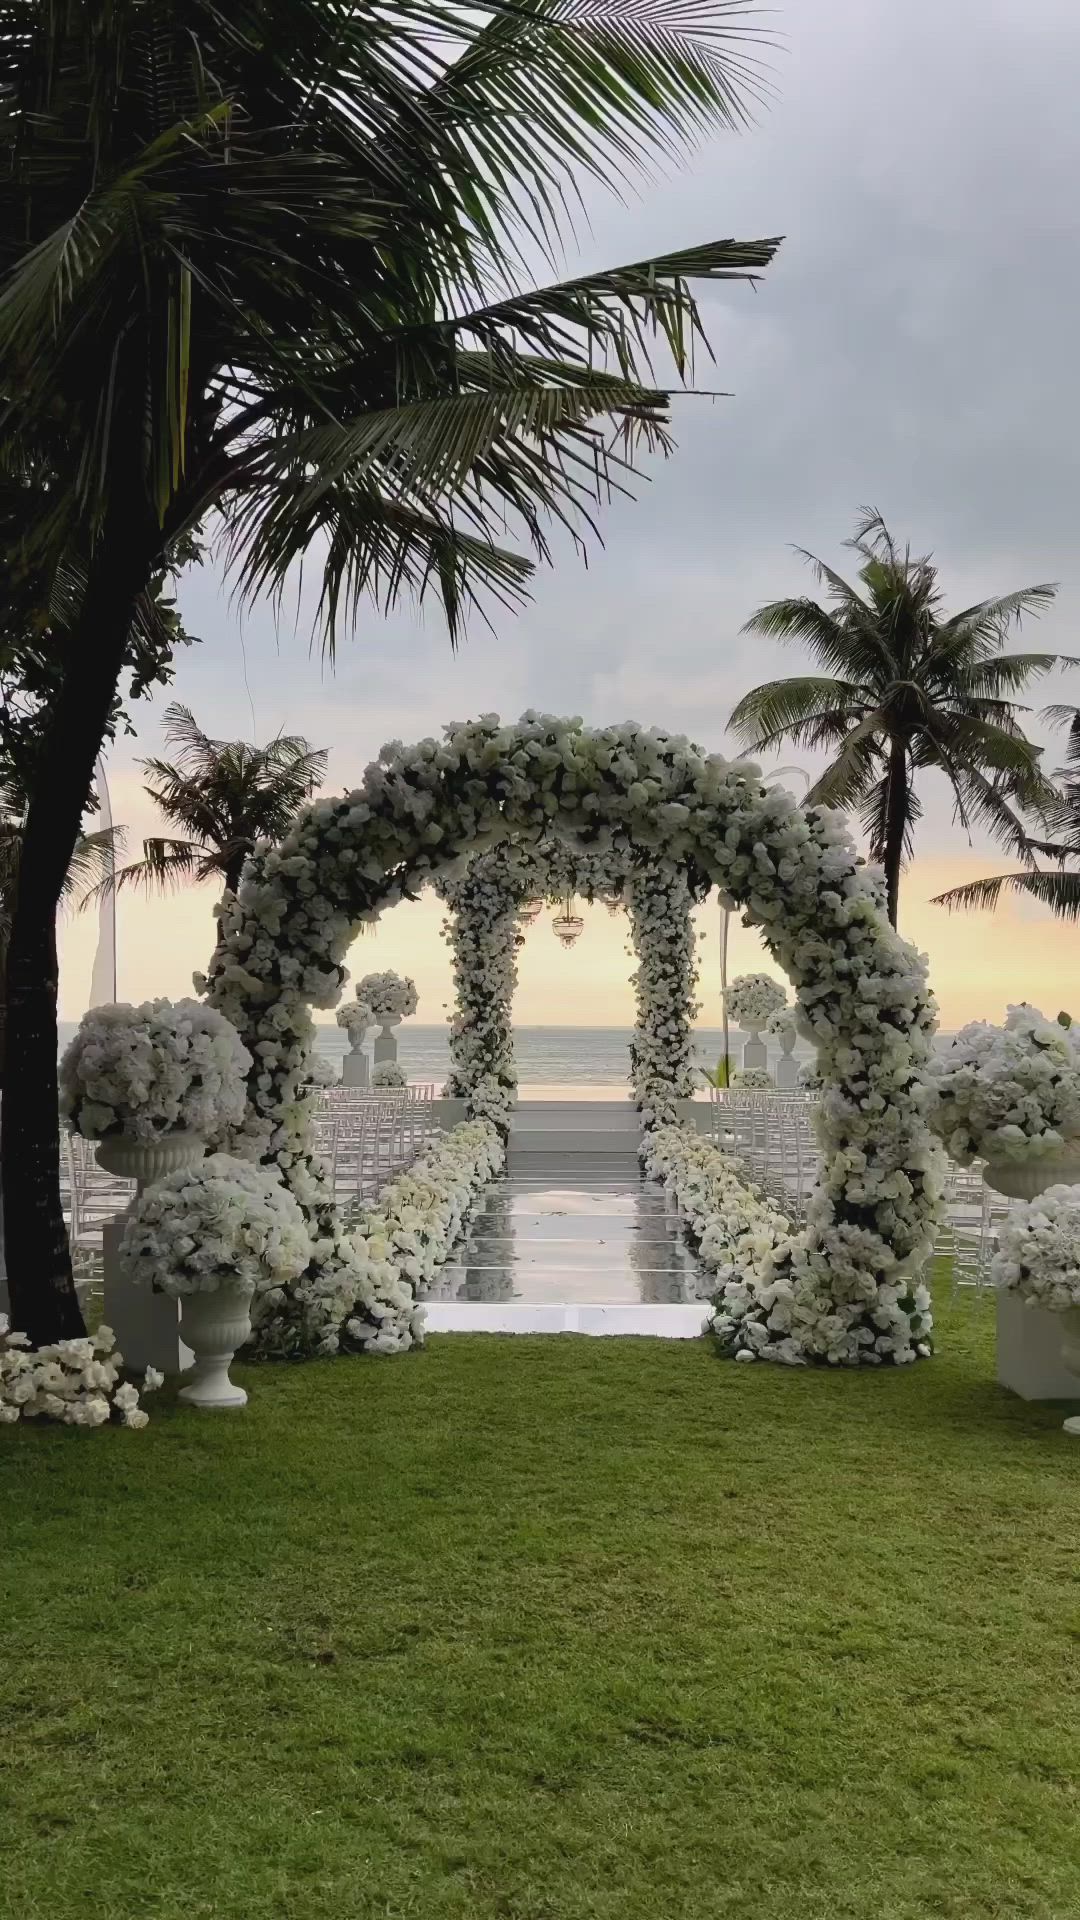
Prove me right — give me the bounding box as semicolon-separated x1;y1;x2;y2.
373;1023;399;1067
742;1033;767;1071
103;1220;193;1374
341;1049;370;1088
775;1054;799;1089
996;1288;1078;1401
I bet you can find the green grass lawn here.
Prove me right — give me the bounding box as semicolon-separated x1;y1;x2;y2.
3;1289;1079;1920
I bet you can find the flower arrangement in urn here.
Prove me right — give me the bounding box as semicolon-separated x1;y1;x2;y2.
61;998;251;1192
927;1004;1080;1197
353;972;418;1023
724;973;788;1030
732;1067;773;1091
335;997;373;1049
121;1154;311;1408
990;1186;1080;1433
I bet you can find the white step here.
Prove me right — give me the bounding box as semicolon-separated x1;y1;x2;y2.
423;1302;706;1338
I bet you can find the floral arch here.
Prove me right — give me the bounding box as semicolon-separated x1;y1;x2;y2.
437;837;706;1129
202;713;944;1367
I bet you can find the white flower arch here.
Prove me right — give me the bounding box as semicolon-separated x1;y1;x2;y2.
437;839;702;1129
203;713;944;1365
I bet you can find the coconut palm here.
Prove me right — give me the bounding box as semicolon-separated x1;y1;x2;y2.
729;512;1065;926
98;704;327;903
933;710;1080;921
0;1;781;1342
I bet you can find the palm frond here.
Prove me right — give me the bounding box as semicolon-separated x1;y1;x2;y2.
932;868;1080;921
728;675;862;749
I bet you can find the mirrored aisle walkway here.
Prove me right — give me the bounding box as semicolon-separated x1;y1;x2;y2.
422;1172;711;1337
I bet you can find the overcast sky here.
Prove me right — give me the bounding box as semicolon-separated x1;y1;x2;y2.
59;0;1080;1029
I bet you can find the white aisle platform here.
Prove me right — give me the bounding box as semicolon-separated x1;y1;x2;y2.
423;1100;712;1338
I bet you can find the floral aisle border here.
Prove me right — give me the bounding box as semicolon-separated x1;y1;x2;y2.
642;1124;934;1364
246;1120;505;1358
204;713;944;1365
439;840;702;1129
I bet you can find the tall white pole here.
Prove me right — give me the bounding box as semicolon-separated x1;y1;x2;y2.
89;754;117;1007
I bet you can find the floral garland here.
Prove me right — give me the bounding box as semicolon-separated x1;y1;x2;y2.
439;855;523;1128
725;972;787;1029
990;1186;1080;1312
121;1154;312;1299
0;1319;162;1428
203;713;943;1366
627;869;700;1126
61;998;251;1143
440;840;703;1129
248;1119;504;1358
927;1004;1080;1165
642;1123;934;1365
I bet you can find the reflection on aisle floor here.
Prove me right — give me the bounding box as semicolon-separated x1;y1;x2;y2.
422;1173;710;1307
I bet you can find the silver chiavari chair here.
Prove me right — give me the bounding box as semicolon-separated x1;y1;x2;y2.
63;1134;135;1284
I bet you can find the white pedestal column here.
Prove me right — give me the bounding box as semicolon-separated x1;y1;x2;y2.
341;1048;370;1089
373;1021;399;1068
996;1288;1078;1401
103;1220;193;1373
742;1030;767;1071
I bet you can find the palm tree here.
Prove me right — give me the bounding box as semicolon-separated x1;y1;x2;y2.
0;1;782;1342
729;511;1065;927
933;710;1080;921
98;705;327;904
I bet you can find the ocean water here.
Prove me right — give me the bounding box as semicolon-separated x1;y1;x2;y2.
57;1021;955;1089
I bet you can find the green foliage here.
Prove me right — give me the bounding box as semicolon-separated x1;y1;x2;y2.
1;1296;1077;1918
93;702;327;901
0;0;781;644
731;510;1067;921
935;710;1080;923
700;1053;731;1087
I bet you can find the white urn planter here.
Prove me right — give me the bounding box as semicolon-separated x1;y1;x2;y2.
774;1024;799;1090
98;1132;205;1376
982;1150;1080;1201
373;1020;400;1068
96;1130;206;1192
177;1282;253;1410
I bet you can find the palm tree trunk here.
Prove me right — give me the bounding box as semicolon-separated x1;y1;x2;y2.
2;533;151;1345
882;736;910;929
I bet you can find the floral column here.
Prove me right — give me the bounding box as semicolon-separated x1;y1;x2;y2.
441;862;523;1130
627;870;700;1128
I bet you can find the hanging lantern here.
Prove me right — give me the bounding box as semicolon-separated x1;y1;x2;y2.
551;893;584;948
604;896;623;917
518;898;543;924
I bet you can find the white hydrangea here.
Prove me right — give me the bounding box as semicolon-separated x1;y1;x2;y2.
725;972;788;1029
335;998;373;1047
732;1068;773;1090
372;1061;407;1088
304;1054;339;1089
990;1185;1080;1312
927;1004;1080;1165
354;972;418;1022
120;1154;312;1299
0;1317;162;1428
61;998;251;1143
765;1004;796;1039
203;713;943;1366
249;1120;505;1358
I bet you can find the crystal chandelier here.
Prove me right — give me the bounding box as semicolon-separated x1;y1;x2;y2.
551;892;584;948
518;898;543;924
